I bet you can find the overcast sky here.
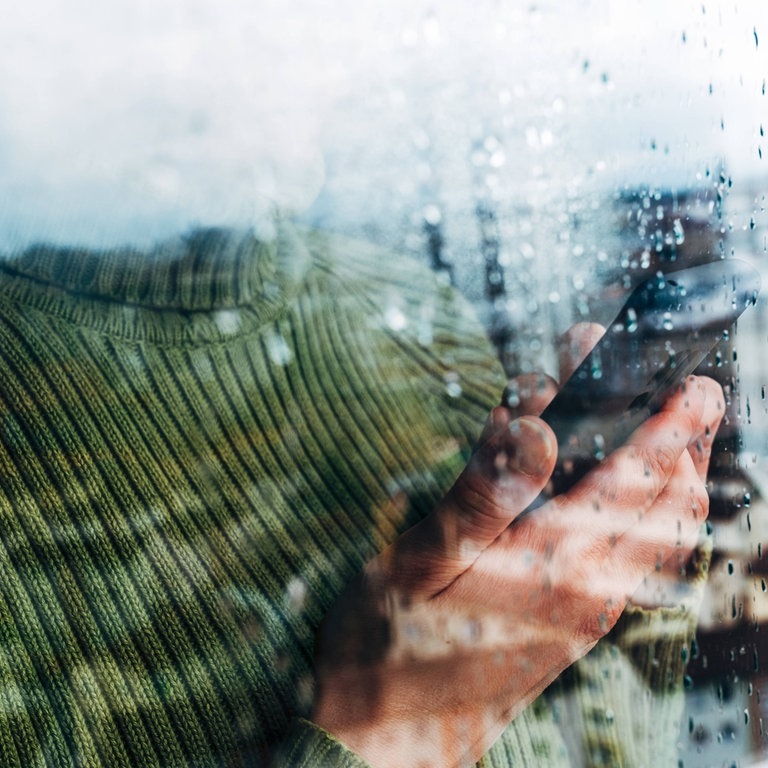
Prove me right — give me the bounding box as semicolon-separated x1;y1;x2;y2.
0;0;765;248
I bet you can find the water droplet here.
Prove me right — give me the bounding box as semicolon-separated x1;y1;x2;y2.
384;305;408;332
215;310;241;335
489;149;506;168
590;350;603;380
285;577;307;614
662;312;674;331
423;204;442;226
525;126;542;148
668;349;678;369
267;332;293;366
444;372;462;399
626;307;638;332
593;434;605;461
505;382;521;408
417;318;434;347
673;218;685;244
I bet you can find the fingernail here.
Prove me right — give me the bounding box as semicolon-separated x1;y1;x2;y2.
491;406;508;431
507;416;553;476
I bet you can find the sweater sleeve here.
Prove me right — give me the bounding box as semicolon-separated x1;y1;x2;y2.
536;530;712;766
270;720;371;767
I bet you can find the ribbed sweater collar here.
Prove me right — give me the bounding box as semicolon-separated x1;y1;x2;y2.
0;220;311;344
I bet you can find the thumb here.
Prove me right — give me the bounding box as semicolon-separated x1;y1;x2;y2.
379;409;556;598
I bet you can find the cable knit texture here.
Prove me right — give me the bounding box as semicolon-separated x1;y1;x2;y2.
0;222;703;766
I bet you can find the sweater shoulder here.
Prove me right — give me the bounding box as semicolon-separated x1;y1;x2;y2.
300;227;505;415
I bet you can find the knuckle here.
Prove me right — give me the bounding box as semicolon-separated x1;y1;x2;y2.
639;443;680;493
692;481;710;521
575;597;624;644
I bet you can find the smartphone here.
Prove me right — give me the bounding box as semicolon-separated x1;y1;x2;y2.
527;258;762;509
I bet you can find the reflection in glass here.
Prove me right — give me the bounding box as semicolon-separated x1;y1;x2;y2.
1;1;767;766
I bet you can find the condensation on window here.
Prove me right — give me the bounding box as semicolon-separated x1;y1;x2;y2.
1;1;767;767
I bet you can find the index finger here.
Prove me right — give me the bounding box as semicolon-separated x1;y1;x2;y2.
685;376;725;484
562;375;710;517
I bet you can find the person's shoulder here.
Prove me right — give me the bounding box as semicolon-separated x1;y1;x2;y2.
298;227;441;308
296;224;505;414
298;226;484;347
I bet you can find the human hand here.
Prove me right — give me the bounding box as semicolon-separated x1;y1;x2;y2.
511;322;723;608
311;328;724;768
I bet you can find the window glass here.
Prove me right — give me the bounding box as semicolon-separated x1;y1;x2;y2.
0;2;766;766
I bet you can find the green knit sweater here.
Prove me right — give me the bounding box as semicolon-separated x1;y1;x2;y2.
0;222;703;767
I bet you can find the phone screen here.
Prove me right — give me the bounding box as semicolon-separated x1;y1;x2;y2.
533;258;761;504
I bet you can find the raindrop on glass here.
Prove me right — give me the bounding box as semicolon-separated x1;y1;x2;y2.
384;305;408;332
505;382;521;408
214;310;242;336
590;350;603;380
673;218;685;245
267;332;293;366
593;434;605;461
423;204;442;226
444;372;462;399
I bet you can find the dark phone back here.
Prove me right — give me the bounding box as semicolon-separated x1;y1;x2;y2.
538;258;761;500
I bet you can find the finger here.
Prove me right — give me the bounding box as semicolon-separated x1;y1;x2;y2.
557;322;606;383
533;374;709;568
380;413;557;598
624;378;721;608
500;373;558;419
563;375;709;518
684;376;725;483
605;450;708;605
